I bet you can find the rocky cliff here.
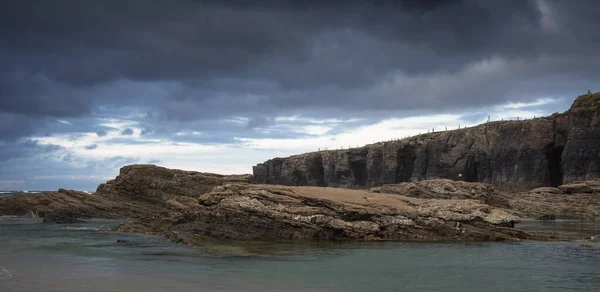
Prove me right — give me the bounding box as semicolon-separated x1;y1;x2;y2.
254;93;600;191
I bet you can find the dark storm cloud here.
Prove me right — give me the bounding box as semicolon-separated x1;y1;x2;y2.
1;0;599;142
0;112;40;141
0;140;63;162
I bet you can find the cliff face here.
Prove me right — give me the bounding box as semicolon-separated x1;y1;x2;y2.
254;93;600;191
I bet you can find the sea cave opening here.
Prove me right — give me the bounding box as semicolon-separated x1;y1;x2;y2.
546;143;564;187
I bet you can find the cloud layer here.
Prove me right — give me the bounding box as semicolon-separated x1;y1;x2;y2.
0;0;598;189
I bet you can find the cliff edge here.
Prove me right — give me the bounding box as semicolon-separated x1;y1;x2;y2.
253;93;600;191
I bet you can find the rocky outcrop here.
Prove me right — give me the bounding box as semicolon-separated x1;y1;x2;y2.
96;164;254;204
557;180;600;194
505;181;600;219
0;189;164;219
375;179;600;220
42;212;86;224
375;179;509;207
116;183;531;242
254;93;600;191
0;165;254;221
0;164;573;242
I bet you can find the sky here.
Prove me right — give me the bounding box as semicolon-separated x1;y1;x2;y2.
1;0;599;191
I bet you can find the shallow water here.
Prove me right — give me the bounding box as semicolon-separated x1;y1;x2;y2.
0;219;599;292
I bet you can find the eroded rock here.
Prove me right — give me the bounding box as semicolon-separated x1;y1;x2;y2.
507;182;600;219
378;179;509;207
254;93;600;192
117;183;531;243
558;180;600;194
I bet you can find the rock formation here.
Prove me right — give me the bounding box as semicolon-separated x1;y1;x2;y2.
116;183;531;242
0;165;254;221
505;180;600;219
0;165;541;242
369;179;600;220
96;164;254;204
254;93;600;191
374;179;510;207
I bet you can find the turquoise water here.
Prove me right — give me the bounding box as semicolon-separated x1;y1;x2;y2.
1;219;599;292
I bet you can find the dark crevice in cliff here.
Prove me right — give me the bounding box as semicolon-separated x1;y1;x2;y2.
395;145;416;183
351;160;368;186
312;155;327;187
546;143;564;187
464;155;480;182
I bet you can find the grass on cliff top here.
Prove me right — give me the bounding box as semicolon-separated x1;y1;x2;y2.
572;92;600;109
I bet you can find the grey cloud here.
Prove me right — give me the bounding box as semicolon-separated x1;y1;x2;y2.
84;144;98;150
0;140;64;162
246;116;273;129
0;112;40;141
0;0;599;190
121;128;134;135
1;0;598;126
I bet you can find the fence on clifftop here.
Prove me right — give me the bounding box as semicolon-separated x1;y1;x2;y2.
315;114;553;152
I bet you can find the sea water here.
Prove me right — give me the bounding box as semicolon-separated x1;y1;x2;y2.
0;219;599;292
0;191;17;198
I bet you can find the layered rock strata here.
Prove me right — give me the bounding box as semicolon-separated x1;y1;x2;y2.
254;93;600;191
115;183;529;242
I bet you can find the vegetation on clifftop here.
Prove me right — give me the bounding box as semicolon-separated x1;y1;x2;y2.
572;92;600;110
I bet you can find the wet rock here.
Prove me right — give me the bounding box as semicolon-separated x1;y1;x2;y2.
580;243;600;249
22;210;39;218
43;212;85;224
535;214;556;220
116;239;130;244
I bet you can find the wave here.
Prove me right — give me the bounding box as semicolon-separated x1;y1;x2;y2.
60;226;108;231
